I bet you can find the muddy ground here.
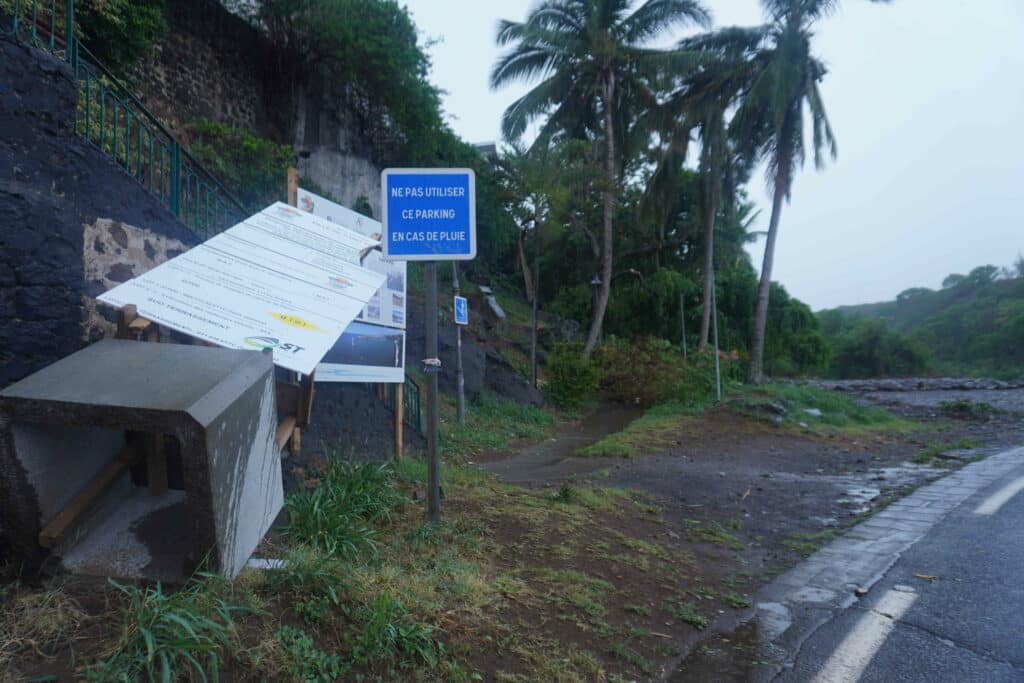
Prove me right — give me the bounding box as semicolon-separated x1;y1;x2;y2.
475;389;1024;680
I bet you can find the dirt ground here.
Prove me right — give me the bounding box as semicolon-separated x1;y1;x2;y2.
471;390;1024;680
4;390;1022;681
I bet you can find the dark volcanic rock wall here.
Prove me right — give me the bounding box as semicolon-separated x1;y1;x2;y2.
0;36;197;388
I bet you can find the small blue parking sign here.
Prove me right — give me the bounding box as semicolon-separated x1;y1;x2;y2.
382;168;476;261
454;296;469;326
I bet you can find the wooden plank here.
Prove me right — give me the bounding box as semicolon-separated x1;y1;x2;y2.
287;167;299;207
128;317;152;333
296;371;315;428
276;416;297;451
38;445;139;549
291;427;302;456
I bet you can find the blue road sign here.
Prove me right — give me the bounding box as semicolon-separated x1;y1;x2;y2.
381;168;476;261
454;296;469;326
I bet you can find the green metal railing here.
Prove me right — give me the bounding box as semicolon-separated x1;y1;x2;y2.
2;0;246;238
386;377;423;435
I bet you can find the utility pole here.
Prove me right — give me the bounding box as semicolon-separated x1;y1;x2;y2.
451;262;466;425
425;262;441;524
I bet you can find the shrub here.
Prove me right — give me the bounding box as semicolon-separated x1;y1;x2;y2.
596;337;720;408
544;342;600;408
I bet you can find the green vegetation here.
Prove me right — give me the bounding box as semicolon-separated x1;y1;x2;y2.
284;460;406;558
675;602;710;630
441;392;554;456
544;342;600;409
578;402;698;458
86;578;248;682
733;384;917;434
190;121;292;211
914;438;983;465
820;264;1024;379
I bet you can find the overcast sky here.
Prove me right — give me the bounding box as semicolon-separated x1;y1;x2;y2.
403;0;1024;310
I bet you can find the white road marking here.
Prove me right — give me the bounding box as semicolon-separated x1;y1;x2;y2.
974;477;1024;516
812;588;918;683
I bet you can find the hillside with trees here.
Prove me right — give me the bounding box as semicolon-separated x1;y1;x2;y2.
819;257;1024;379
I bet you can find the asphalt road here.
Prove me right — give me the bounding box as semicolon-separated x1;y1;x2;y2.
780;462;1024;682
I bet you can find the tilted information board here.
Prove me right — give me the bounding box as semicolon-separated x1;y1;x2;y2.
297;187;407;383
97;202;386;375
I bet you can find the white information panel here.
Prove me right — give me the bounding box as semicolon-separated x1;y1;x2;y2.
97;202;386;375
297;188;407;328
297;188;408;384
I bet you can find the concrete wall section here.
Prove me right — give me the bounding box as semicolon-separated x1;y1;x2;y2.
0;36;198;389
204;371;282;578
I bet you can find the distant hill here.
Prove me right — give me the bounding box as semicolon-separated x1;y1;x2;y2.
819;267;1024;379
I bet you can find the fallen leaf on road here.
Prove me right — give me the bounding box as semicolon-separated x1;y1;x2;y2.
741;487;751;500
914;574;938;581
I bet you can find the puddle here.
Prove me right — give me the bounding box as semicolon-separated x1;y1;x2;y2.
476;404;645;483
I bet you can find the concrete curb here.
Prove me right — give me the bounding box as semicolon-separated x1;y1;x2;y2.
753;445;1024;681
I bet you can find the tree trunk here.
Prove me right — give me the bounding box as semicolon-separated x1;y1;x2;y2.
517;229;534;303
747;183;786;384
583;74;616;357
530;208;540;387
697;173;720;352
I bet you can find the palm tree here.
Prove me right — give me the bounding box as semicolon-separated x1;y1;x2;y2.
491;0;711;355
643;28;762;351
733;0;889;383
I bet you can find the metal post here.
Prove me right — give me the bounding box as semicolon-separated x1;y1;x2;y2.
451;262;466;426
170;142;181;217
711;268;722;402
64;0;74;65
425;262;441;524
530;216;540;387
680;293;688;361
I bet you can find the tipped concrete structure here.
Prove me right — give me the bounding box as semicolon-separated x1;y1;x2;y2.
0;339;283;581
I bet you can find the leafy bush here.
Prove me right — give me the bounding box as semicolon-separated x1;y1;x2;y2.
285;460;407;559
829;320;930;378
595;337;719;408
87;577;249;682
544;342;600;408
190;120;292;211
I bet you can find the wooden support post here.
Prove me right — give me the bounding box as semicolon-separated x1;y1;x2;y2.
288;167;299;207
116;305;138;339
291;371;314;456
394;383;404;461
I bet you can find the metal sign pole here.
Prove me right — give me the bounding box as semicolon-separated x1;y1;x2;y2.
425;261;441;523
451;262;466;425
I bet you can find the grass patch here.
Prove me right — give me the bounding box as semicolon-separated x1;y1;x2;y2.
914;437;983;464
442;392;555;456
732;384;919;434
608;642;652;675
285;460;407;558
692;523;745;551
675;602;710;630
87;577;251;682
576;402;703;458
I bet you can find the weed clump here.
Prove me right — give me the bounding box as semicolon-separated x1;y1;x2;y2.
545;342;601;409
87;577;250;682
285;460;407;558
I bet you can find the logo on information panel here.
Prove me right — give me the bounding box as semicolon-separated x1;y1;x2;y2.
243;336;306;354
328;276;354;291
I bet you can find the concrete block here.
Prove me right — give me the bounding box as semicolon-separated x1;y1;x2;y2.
0;339;282;580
